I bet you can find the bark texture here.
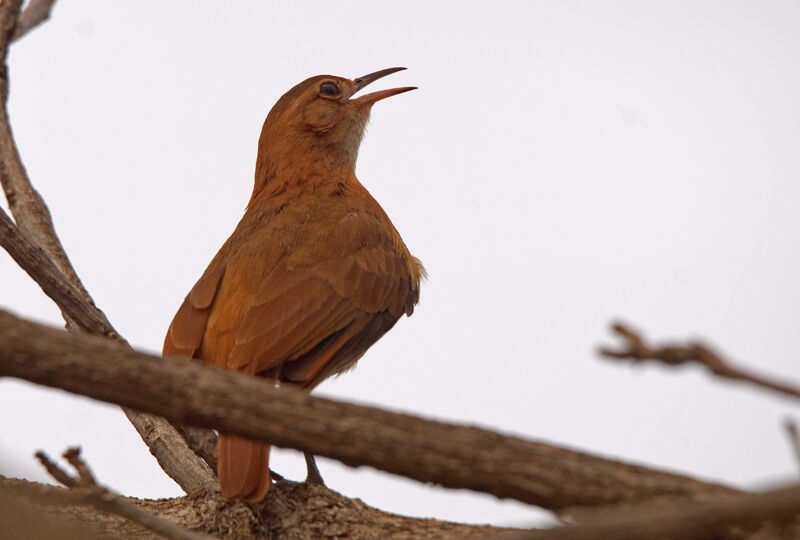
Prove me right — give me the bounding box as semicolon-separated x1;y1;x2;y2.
0;476;520;539
0;309;742;512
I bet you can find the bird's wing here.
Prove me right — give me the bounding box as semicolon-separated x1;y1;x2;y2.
227;212;416;387
163;265;226;358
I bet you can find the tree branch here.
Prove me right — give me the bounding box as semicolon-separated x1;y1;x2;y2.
0;309;744;512
0;212;116;336
173;425;218;474
0;1;21;89
598;321;800;402
0;2;217;493
1;475;522;539
510;483;800;540
12;0;57;43
0;209;217;494
0;482;101;540
34;448;213;540
0;0;89;300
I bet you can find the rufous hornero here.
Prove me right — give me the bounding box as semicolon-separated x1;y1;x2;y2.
163;68;424;502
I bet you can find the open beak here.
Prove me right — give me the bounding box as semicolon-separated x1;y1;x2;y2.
350;67;416;106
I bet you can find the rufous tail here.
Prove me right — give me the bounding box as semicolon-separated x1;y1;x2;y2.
218;434;271;501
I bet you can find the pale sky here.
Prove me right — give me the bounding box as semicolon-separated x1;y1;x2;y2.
1;1;799;528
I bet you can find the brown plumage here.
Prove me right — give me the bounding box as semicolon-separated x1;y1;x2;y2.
163;68;424;502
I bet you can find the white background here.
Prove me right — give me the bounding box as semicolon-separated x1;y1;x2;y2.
1;1;799;527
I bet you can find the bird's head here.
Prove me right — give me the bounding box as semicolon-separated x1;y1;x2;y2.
253;68;415;194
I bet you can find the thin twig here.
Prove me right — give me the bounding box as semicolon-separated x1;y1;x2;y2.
598;322;800;402
34;450;77;487
35;447;214;540
784;418;800;474
11;0;56;42
62;447;97;486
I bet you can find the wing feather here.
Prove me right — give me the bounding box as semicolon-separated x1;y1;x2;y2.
226;213;417;382
280;313;373;384
237;275;328;340
311;246;410;316
163;266;226;358
299;311;399;388
229;290;348;371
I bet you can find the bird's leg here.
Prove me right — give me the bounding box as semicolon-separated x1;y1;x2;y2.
304;452;325;485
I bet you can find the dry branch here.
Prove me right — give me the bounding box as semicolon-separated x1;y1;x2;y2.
0;211;217;493
0;0;88;300
511;483;800;540
1;475;521;539
34;448;213;540
599;322;800;402
0;309;744;512
0;212;116;335
0;0;217;494
12;0;57;42
36;449;78;488
174;425;218;474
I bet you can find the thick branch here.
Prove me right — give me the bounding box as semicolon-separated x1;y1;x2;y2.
599;322;800;402
0;482;102;540
174;425;218;474
1;475;520;539
120;410;216;494
0;310;744;512
515;483;800;540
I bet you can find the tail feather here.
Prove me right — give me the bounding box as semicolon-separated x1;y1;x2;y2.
218;434;271;501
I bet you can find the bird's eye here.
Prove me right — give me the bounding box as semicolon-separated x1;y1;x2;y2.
319;82;340;97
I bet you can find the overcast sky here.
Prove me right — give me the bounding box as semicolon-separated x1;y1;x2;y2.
1;1;799;528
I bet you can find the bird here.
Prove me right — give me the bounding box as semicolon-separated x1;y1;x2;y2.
163;67;424;502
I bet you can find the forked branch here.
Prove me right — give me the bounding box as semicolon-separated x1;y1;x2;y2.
599;322;800;402
0;0;216;494
34;447;214;540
